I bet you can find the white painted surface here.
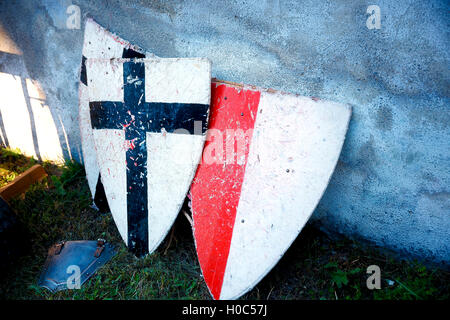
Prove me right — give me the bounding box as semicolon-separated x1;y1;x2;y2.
85;51;130;243
145;60;211;104
86;58;210;253
219;91;351;299
86;59;124;101
78;85;98;195
93;129;128;243
79;18;152;199
82;19;125;59
146;132;205;253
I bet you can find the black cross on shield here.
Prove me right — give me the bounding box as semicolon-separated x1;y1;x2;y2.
89;61;209;257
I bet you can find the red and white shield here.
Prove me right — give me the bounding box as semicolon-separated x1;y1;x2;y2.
190;80;351;299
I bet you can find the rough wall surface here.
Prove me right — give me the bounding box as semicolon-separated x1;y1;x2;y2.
0;0;448;264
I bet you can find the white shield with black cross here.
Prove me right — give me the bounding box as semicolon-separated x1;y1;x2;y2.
85;58;211;257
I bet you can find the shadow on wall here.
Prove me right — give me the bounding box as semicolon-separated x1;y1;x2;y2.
0;22;69;164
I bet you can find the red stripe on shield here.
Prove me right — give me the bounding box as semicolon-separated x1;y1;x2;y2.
191;82;260;299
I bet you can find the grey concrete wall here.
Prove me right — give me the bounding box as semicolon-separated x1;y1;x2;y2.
0;0;448;264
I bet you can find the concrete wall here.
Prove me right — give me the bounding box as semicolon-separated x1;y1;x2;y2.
0;0;448;264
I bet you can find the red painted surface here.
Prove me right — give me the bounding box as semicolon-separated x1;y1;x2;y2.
190;82;260;299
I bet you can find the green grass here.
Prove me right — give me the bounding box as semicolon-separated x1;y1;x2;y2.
0;147;37;187
0;147;448;300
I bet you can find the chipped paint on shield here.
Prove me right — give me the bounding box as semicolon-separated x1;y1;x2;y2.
79;18;154;213
190;83;260;299
86;58;211;257
190;80;352;300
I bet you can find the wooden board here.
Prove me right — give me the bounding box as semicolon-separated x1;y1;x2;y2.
190;80;352;299
86;58;211;257
0;164;47;202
